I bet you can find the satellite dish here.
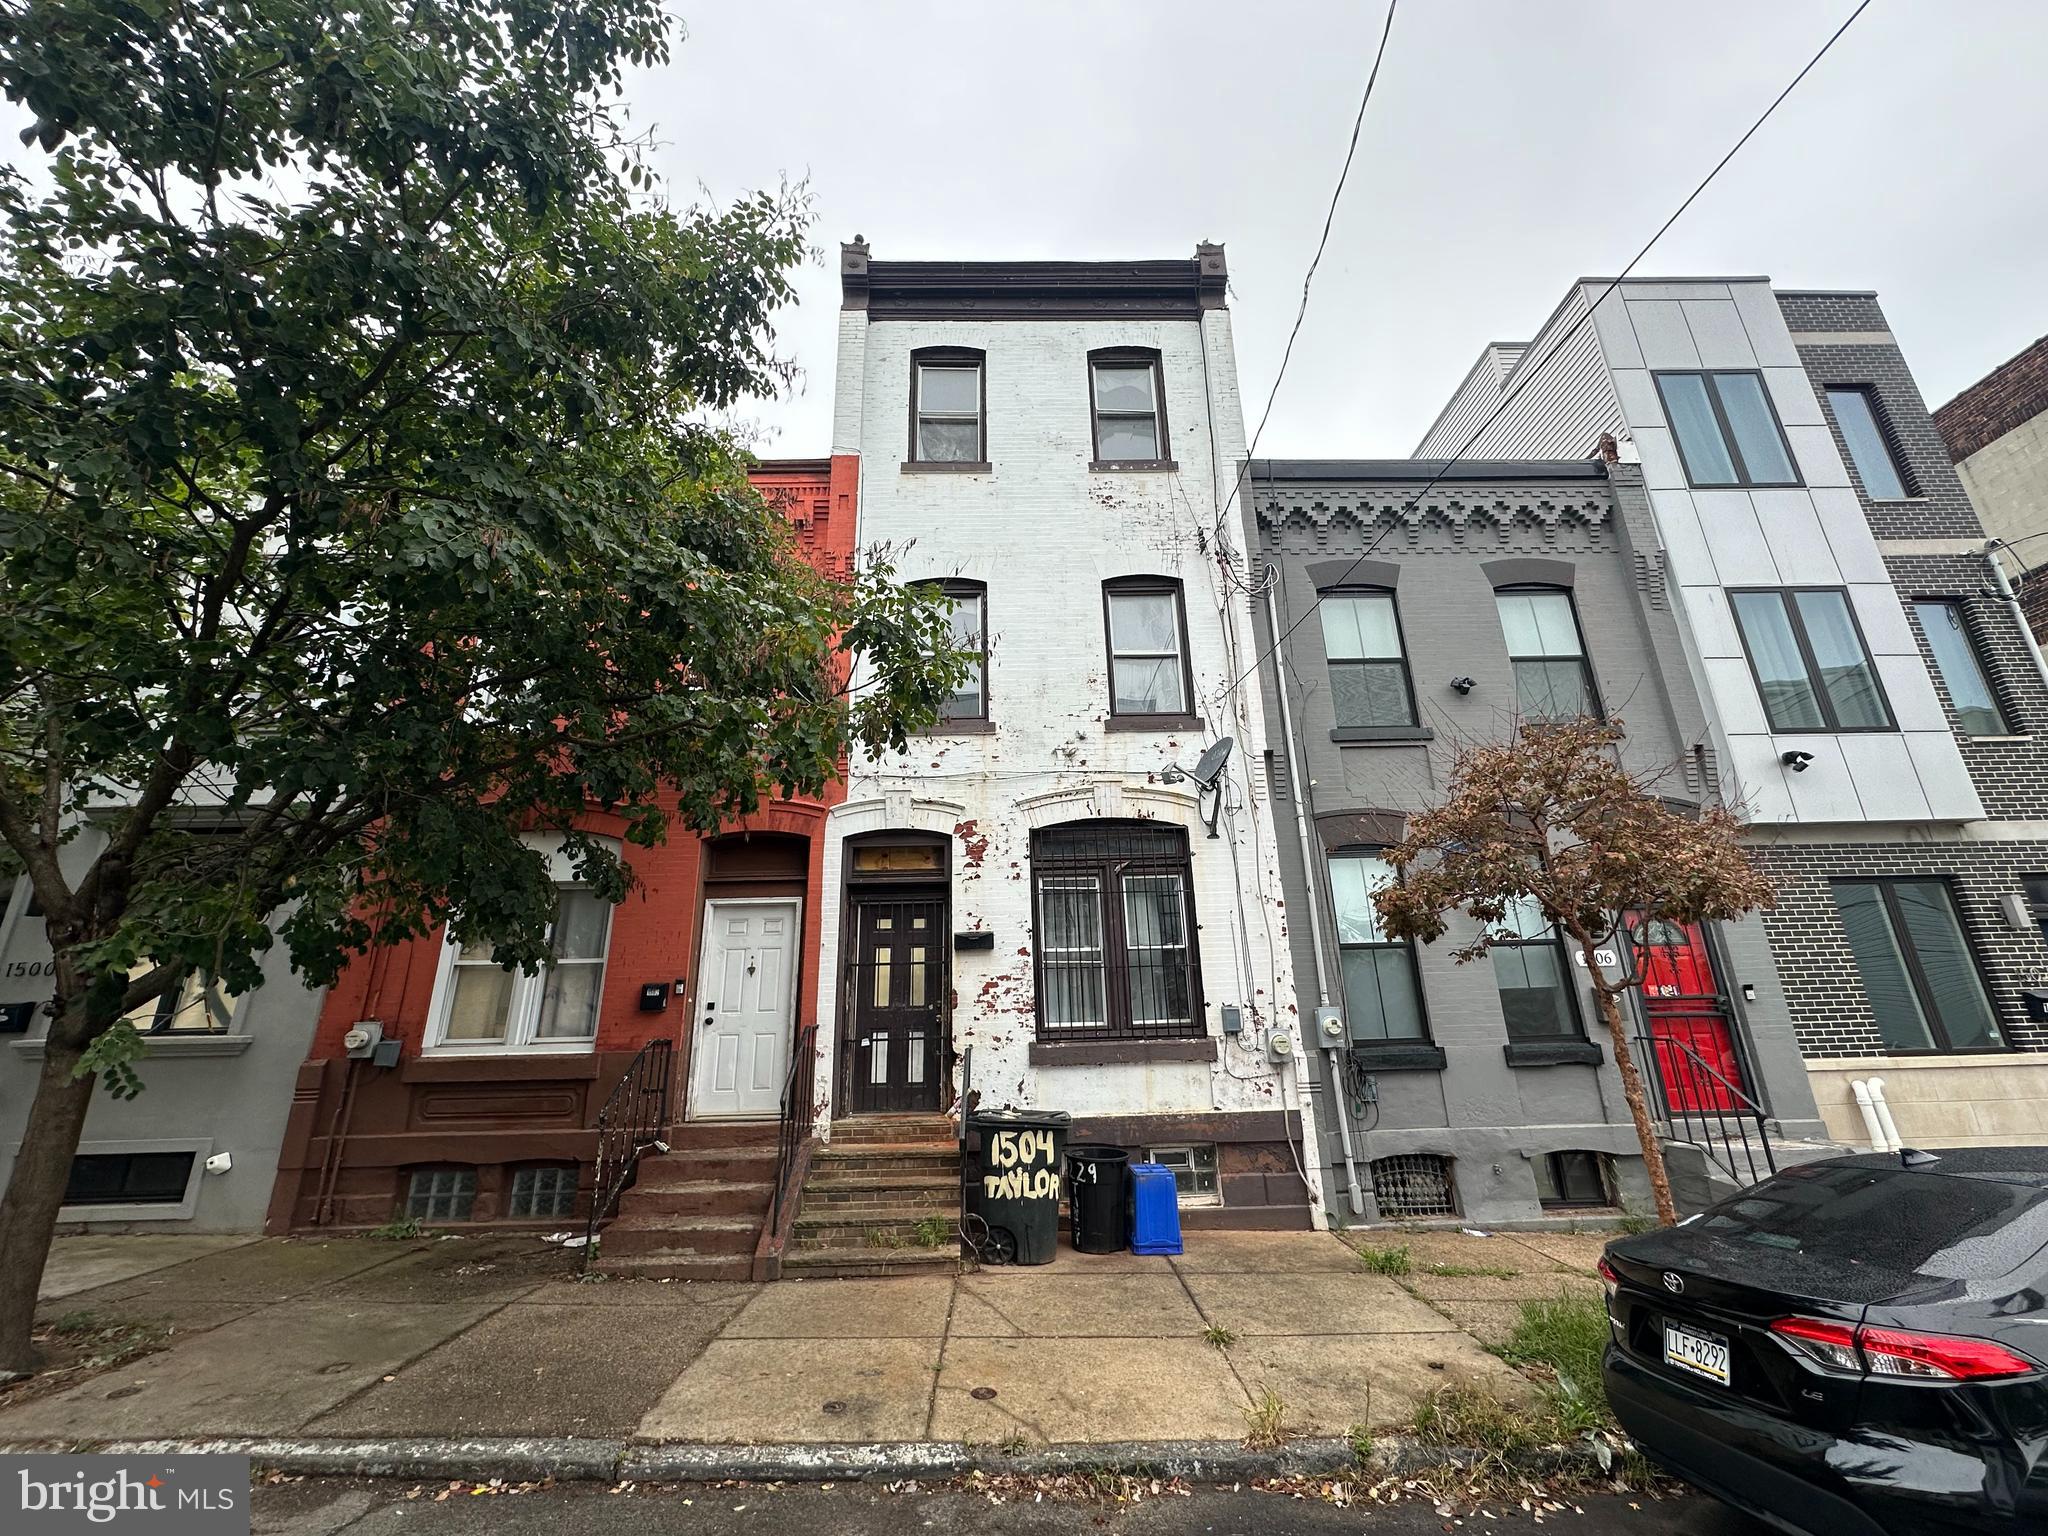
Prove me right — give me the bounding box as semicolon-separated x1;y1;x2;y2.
1188;737;1235;792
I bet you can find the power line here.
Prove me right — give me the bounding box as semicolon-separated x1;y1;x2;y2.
1218;0;1873;710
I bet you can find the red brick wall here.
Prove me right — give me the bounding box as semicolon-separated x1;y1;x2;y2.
1934;334;2048;463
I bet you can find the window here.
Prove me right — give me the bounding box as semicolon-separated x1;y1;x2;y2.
1103;579;1191;717
931;579;988;722
1031;821;1201;1040
1371;1154;1458;1219
1319;590;1417;729
909;349;985;464
406;1167;477;1221
1089;349;1168;464
2026;876;2048;948
1146;1144;1219;1205
1495;587;1599;721
1536;1151;1612;1209
429;887;613;1052
1489;896;1581;1040
1913;600;2011;737
1328;851;1426;1042
122;966;237;1035
1654;371;1799;487
64;1151;195;1207
1730;588;1893;732
1831;879;2005;1054
508;1166;578;1220
1826;386;1915;501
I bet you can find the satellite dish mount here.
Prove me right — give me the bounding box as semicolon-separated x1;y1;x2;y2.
1159;737;1235;839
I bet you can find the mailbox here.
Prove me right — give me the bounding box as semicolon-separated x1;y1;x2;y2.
639;982;670;1013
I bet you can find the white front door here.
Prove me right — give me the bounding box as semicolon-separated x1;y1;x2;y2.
688;898;799;1119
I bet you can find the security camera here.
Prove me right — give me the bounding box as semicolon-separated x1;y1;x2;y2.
1450;676;1476;695
1781;750;1815;772
204;1152;232;1176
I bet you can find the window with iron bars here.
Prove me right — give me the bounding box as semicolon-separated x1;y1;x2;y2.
1370;1154;1458;1219
1031;821;1203;1041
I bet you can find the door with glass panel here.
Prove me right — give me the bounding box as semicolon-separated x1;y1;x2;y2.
847;897;946;1113
688;898;798;1119
1628;918;1747;1113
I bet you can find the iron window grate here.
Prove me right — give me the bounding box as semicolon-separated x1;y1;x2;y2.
1371;1154;1458;1220
406;1167;476;1222
1031;820;1203;1042
508;1165;577;1220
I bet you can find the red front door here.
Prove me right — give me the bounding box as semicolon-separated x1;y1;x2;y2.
1629;919;1747;1113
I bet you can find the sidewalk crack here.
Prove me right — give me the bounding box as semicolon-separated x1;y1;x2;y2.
922;1273;959;1441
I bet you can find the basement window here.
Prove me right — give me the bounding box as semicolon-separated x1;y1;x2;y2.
64;1151;196;1207
1146;1144;1219;1206
1536;1150;1613;1209
405;1167;476;1222
508;1165;578;1220
1371;1154;1458;1219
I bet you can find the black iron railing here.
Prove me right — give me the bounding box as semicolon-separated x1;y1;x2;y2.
1635;1030;1777;1189
768;1023;819;1237
584;1038;672;1257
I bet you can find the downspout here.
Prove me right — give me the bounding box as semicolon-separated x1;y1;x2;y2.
1849;1079;1888;1154
1264;567;1365;1218
1866;1077;1904;1153
1984;542;2048;695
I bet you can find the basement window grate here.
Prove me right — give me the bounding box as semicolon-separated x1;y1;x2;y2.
1371;1154;1458;1220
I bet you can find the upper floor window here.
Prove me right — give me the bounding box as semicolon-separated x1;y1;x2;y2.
1830;878;2004;1054
1730;588;1893;733
1495;587;1599;722
909;348;985;464
1032;821;1201;1040
1319;590;1417;730
1489;896;1582;1040
1328;850;1427;1043
1089;349;1168;465
929;579;988;723
429;887;613;1052
1913;600;2011;737
1825;386;1915;501
1654;370;1799;488
123;965;237;1035
1103;578;1191;717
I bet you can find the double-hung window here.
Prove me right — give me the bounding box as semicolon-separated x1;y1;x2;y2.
1328;850;1427;1043
1495;587;1599;721
930;579;988;723
1089;349;1168;464
1032;822;1200;1040
123;965;237;1035
1319;590;1417;730
909;349;985;464
1104;578;1191;718
1489;896;1581;1040
1825;386;1915;501
430;887;613;1052
1654;371;1799;487
1912;600;2011;737
1730;588;1893;732
1830;879;2004;1054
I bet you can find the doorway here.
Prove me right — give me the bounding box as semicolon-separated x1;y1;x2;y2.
1629;919;1750;1114
845;895;946;1114
688;897;799;1119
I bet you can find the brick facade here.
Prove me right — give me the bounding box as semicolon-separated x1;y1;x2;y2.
1933;333;2048;464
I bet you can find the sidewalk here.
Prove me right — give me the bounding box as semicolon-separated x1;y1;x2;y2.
3;1226;1606;1452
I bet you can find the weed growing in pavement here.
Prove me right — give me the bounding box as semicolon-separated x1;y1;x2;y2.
1614;1207;1656;1235
1500;1293;1613;1433
912;1215;951;1248
368;1216;424;1240
1421;1262;1520;1279
1203;1323;1237;1349
1355;1243;1412;1277
1347;1423;1374;1463
1243;1385;1289;1448
864;1227;907;1249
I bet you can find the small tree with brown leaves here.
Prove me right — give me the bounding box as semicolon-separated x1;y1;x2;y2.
1373;719;1776;1227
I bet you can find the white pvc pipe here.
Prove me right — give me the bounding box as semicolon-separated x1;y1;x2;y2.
1850;1079;1888;1154
1867;1077;1904;1153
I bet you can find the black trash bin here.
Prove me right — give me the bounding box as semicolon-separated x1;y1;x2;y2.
966;1108;1070;1265
1066;1145;1131;1254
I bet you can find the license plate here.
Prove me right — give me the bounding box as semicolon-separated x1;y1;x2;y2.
1663;1321;1731;1385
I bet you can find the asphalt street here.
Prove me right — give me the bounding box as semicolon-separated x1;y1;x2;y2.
252;1478;1776;1536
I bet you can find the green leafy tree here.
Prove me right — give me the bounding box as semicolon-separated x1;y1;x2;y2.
1374;719;1778;1227
0;0;959;1374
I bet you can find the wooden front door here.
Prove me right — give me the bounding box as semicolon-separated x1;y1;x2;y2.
1630;919;1748;1114
846;896;945;1114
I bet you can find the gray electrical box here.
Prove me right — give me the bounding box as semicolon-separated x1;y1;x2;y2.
1220;1004;1243;1035
1314;1006;1346;1049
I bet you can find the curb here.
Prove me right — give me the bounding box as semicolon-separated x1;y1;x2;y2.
12;1433;1612;1487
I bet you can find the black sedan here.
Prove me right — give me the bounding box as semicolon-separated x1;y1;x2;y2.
1602;1148;2048;1535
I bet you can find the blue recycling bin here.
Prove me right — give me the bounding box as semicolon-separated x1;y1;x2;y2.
1128;1161;1184;1256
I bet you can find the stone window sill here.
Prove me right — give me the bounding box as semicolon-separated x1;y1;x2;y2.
11;1033;254;1060
1105;714;1205;734
1090;460;1179;474
916;718;995;736
1963;734;2032;745
1343;1042;1447;1072
901;461;991;474
1504;1038;1604;1068
1331;726;1435;744
1030;1038;1216;1066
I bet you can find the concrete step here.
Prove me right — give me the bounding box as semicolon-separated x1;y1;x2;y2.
831;1116;954;1146
813;1145;961;1175
805;1170;958;1199
623;1179;774;1219
637;1147;778;1185
665;1120;780;1150
599;1213;760;1257
795;1204;958;1243
597;1249;756;1282
781;1245;961;1280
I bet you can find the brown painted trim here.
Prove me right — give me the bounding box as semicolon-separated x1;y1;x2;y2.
907;346;986;466
916;719;996;737
1029;1038;1217;1066
1086;347;1170;467
1183;1203;1312;1231
856;251;1226;320
1065;1110;1299;1146
1104;713;1205;734
399;1055;604;1084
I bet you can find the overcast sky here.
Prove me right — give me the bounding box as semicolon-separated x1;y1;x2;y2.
639;0;2048;459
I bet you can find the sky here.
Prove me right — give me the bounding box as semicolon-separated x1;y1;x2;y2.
631;0;2048;459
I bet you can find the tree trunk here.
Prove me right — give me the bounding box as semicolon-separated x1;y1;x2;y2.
0;1028;97;1377
1589;982;1680;1227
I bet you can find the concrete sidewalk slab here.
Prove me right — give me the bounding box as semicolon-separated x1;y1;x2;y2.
638;1337;941;1443
0;1300;496;1440
1404;1269;1602;1303
1505;1232;1614;1272
1179;1272;1450;1336
74;1237;410;1306
949;1274;1205;1338
37;1236;259;1301
1334;1230;1529;1272
1231;1332;1536;1433
722;1276;953;1339
525;1277;760;1308
931;1336;1249;1444
308;1237;573;1304
1167;1231;1355;1273
1428;1300;1526;1348
310;1293;749;1438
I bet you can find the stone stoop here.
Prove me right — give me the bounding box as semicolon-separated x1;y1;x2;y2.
594;1120;779;1281
783;1115;963;1279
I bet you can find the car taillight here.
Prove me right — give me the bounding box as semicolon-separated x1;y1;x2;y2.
1771;1317;2039;1381
1858;1327;2038;1382
1770;1317;1862;1373
1597;1257;1619;1298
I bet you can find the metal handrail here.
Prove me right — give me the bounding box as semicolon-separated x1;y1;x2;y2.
584;1037;673;1257
768;1023;819;1237
1636;1029;1777;1188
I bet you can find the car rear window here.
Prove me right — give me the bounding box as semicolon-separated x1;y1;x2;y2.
1696;1162;2048;1285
